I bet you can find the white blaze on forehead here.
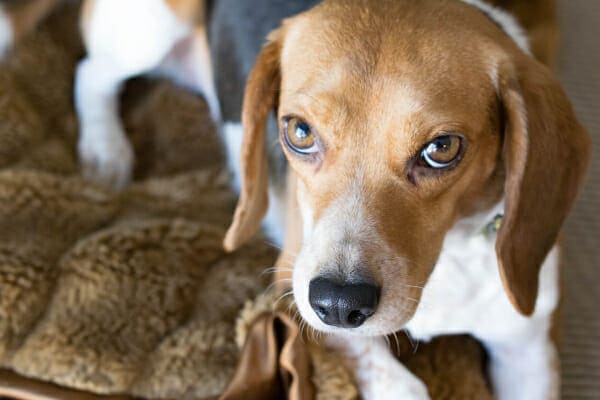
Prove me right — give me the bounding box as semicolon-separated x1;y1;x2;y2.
297;174;378;276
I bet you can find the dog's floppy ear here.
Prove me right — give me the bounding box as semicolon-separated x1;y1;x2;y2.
223;30;282;252
495;58;591;315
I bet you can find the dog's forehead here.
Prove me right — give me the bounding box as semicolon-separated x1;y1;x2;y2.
282;0;501;68
279;0;500;128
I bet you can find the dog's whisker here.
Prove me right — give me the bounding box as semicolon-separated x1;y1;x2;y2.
316;329;323;342
259;266;294;277
299;320;310;345
264;278;293;293
392;331;401;354
384;334;391;351
402;330;420;355
309;325;317;343
261;240;283;251
286;301;298;316
273;290;294;308
401;296;419;303
292;308;301;322
400;284;426;290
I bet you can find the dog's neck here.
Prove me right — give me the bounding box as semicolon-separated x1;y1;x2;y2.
460;0;531;54
406;197;559;341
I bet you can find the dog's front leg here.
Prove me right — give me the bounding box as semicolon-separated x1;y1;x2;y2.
75;0;191;189
325;334;430;400
485;334;559;400
75;57;137;190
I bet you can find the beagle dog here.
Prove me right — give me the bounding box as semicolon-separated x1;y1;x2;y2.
222;1;590;400
1;0;590;399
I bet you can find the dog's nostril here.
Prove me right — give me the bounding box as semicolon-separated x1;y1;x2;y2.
309;277;380;329
315;306;328;320
346;310;367;326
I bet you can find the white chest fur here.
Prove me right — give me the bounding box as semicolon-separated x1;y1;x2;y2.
405;209;561;399
406;212;560;342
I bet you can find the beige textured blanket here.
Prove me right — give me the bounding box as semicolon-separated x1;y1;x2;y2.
0;4;275;398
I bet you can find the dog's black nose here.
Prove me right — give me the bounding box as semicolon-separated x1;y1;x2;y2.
308;277;380;328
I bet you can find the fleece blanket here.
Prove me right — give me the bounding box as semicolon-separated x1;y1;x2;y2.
2;1;598;399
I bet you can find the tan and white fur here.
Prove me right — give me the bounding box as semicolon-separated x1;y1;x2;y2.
0;1;590;399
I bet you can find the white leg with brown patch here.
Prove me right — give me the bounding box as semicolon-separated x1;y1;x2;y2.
76;0;191;188
75;57;137;189
325;335;430;400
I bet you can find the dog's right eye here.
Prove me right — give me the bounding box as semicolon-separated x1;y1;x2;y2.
282;117;319;155
420;134;464;169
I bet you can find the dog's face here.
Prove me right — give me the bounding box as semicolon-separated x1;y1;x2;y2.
277;1;505;335
224;0;590;336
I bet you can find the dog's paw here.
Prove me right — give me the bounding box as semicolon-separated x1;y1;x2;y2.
359;361;431;400
364;378;430;400
78;121;134;190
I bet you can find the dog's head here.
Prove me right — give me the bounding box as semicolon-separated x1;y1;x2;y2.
224;0;590;335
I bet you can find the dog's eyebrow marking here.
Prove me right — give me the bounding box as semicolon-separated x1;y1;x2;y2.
460;0;531;54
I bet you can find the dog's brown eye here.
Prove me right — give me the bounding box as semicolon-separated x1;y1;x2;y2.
283;117;318;155
421;135;463;168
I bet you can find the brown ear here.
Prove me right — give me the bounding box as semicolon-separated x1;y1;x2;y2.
223;32;282;252
496;59;591;315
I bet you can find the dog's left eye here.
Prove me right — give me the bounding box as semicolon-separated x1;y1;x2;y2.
420;134;463;169
282;117;318;155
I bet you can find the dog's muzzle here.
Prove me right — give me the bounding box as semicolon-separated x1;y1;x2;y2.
308;277;380;328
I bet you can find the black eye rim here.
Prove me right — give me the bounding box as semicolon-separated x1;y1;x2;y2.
280;115;321;158
418;133;466;169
